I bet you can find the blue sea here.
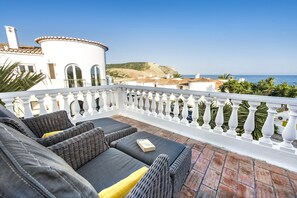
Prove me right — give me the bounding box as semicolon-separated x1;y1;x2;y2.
182;75;297;85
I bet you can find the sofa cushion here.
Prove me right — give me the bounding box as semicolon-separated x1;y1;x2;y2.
0;104;37;138
0;123;98;197
78;118;131;134
77;148;147;192
114;131;186;166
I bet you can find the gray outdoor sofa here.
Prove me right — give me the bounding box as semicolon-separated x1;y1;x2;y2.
0;123;172;197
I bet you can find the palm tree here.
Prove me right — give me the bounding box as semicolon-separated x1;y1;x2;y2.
0;61;45;93
218;73;232;79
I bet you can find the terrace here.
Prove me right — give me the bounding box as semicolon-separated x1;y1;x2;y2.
0;84;297;197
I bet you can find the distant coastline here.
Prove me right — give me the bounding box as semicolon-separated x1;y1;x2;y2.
182;75;297;85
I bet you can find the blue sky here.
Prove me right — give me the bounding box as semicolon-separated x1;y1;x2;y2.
1;0;296;75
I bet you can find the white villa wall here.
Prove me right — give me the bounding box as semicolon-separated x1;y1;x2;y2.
40;40;107;86
189;82;216;92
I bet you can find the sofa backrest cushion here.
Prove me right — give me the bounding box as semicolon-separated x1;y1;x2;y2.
0;123;98;197
0;104;37;138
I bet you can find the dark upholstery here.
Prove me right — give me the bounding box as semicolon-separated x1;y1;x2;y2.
113;131;186;166
0;123;98;197
77;117;131;134
77;148;147;192
0;104;37;138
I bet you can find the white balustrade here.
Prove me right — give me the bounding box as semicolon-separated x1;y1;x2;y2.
35;94;47;115
82;91;90;116
90;90;98;114
157;93;164;119
226;100;241;137
133;90;139;111
1;97;15;115
49;94;59;112
22;96;34;118
72;92;82;119
242;101;260;141
190;96;199;128
181;94;189;125
213;98;225;133
279;105;297;152
259;103;280;146
144;92;150;115
139;91;144;113
98;91;105;113
202;97;212;130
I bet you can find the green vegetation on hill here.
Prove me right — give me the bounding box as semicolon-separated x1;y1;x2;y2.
107;62;150;71
159;65;178;75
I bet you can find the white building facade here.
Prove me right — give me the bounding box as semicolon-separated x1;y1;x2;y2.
0;26;108;90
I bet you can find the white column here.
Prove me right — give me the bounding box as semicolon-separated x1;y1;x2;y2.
104;90;110;111
22;96;33;118
242;101;260;141
36;95;47;115
128;89;133;109
259;103;279;146
151;92;157;117
190;96;200;128
61;92;70;116
111;89;117;110
133;90;139;111
82;91;90;116
226;100;241;137
172;94;180;123
122;88;128;109
279;105;297;152
213;98;225;133
139;90;144;114
157;92;164;119
202;97;212;130
165;93;172;121
181;95;189;125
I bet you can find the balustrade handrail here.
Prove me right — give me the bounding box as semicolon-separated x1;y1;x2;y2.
121;85;297;105
0;85;120;98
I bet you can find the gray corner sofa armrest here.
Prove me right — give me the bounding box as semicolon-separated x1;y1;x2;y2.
22;110;74;137
36;121;95;147
127;154;172;198
48;127;107;170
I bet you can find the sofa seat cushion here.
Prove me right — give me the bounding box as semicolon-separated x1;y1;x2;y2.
0;123;98;197
77;148;147;192
0;104;37;138
114;131;186;166
78;118;131;134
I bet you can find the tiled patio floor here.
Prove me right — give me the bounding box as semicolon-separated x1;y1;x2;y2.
112;115;297;198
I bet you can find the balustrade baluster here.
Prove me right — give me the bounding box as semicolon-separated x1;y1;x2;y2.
157;92;164;119
202;97;212;130
82;91;90;116
242;101;260;141
259;103;279;146
279;105;297;152
213;98;225;133
181;94;189;125
145;92;150;115
190;96;200;128
110;89;116;110
133;90;139;111
1;97;15;115
98;91;106;113
165;93;172;121
72;92;82;119
36;95;47;115
104;90;111;111
226;100;241;137
139;91;144;113
172;94;180;123
151;92;157;117
128;89;134;109
49;94;59;112
122;88;128;109
90;90;98;114
22;96;33;118
60;92;70;116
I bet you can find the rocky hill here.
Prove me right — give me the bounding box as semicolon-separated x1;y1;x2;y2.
106;62;179;79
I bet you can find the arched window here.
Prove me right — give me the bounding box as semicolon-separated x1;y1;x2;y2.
65;64;83;88
91;65;101;86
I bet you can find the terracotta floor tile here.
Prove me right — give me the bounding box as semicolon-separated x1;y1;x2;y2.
200;148;214;160
179;186;196;198
225;155;239;171
209;152;226;172
193;157;210;174
185;169;204;192
237;183;255;198
196;185;216;198
202;169;221;190
255;167;272;186
217;184;236;198
238;163;255;188
256;181;275;198
221;168;238;190
271;173;295;198
255;161;287;176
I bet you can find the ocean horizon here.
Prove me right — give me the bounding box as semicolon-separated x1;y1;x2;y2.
182;75;297;85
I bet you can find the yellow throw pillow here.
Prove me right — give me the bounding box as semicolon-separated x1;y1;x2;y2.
41;130;62;138
98;166;148;198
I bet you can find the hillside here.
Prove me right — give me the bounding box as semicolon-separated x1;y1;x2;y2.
106;62;179;79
